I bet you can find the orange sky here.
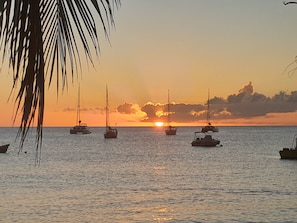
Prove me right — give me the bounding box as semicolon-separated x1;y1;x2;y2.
1;1;297;127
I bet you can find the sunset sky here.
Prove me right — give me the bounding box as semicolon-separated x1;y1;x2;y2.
2;0;297;127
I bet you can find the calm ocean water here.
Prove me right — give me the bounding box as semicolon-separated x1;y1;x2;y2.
0;126;297;223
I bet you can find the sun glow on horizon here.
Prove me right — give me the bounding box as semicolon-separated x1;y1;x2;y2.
155;122;164;127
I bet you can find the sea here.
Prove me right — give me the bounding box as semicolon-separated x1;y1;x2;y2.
0;126;297;223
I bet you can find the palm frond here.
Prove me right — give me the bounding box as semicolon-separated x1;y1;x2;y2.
0;0;120;163
284;1;297;5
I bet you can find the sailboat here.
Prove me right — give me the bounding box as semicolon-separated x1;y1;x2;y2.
70;85;91;134
165;89;177;135
104;86;118;139
0;144;9;153
191;132;220;147
279;134;297;159
201;90;218;133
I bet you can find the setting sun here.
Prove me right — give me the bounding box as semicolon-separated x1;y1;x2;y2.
155;122;164;127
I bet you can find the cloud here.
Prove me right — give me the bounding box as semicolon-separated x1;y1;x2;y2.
117;103;138;114
117;102;147;121
239;81;253;95
63;107;102;114
63;107;75;112
115;82;297;124
211;83;297;119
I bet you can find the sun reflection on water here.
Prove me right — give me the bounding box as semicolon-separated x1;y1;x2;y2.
153;207;173;222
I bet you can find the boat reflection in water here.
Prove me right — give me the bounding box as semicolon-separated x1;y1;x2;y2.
279;134;297;159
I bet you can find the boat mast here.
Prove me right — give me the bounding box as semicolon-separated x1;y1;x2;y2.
167;89;170;125
77;85;81;126
105;85;109;130
206;89;210;125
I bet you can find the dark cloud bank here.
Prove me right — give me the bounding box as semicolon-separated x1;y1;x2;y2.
117;82;297;124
